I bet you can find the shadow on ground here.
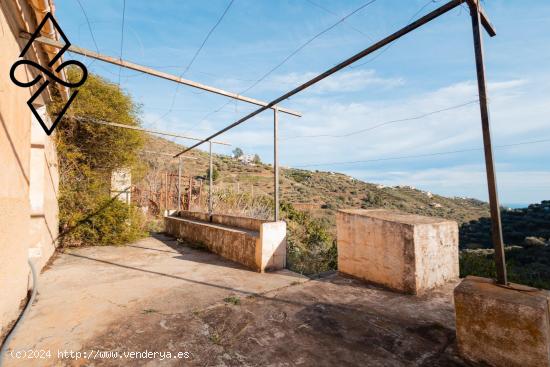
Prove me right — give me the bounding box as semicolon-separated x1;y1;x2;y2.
5;234;481;367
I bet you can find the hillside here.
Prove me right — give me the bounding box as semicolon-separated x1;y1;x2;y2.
139;135;550;288
140;134;490;225
460;201;550;249
459;201;550;289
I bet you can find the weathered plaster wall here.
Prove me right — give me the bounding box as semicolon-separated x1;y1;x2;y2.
29;107;59;271
0;3;31;335
337;210;411;291
414;221;459;291
0;1;59;335
177;211;269;232
258;221;286;271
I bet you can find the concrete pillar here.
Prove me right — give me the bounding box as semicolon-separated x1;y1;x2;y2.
336;209;459;294
454;276;550;367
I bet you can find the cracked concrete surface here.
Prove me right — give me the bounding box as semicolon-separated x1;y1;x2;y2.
4;234;479;366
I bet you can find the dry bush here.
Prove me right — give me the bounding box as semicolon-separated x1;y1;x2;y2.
193;187;273;220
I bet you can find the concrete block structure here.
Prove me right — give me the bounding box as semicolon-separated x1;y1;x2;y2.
1;0;63;336
454;276;550;367
165;211;286;272
336;209;459;294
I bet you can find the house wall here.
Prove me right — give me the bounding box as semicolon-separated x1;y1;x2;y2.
29;107;59;271
0;0;60;336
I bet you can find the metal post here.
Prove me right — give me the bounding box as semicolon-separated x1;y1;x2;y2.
175;0;481;157
208;140;213;215
187;177;192;211
273;106;280;222
178;157;182;212
22;33;301;117
164;171;168;214
469;1;507;285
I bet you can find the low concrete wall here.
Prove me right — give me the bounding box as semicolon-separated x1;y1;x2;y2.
454;276;550;367
336;209;459;294
211;213;268;232
177;210;210;222
259;221;287;271
165;214;286;272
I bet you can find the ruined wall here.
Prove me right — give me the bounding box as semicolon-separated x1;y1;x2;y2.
0;1;59;335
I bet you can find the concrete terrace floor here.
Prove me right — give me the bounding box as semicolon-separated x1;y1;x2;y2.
5;234;479;367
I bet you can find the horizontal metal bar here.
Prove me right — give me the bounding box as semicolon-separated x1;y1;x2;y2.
20;33;302;117
73;116;230;146
174;0;465;157
141;150;197;159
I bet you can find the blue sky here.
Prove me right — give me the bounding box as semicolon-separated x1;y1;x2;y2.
55;0;550;205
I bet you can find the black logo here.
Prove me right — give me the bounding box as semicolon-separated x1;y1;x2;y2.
10;12;87;135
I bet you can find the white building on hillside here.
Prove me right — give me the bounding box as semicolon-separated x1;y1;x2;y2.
238;154;255;165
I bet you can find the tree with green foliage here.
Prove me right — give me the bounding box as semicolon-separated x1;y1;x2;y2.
232;147;243;158
52;68;147;246
252;154;261;164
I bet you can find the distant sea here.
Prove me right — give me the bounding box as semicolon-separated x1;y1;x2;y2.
502;203;529;209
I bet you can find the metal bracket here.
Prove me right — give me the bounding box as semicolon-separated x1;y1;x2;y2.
466;0;497;37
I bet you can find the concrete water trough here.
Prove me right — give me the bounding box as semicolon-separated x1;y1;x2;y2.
165;211;286;272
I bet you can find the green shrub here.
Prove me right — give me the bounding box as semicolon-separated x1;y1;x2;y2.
286;169;312;183
206;166;220;181
460;248;550;290
53;68;147;247
282;202;337;275
60;196;147;246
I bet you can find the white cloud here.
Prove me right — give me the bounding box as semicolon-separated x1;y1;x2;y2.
278;76;548;159
214;69;404;94
142;75;550;202
270;69;405;93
